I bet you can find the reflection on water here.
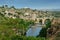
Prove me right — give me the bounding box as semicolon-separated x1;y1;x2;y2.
26;24;42;37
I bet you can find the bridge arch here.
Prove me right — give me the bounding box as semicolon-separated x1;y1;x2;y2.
44;19;51;24
39;19;42;24
34;17;53;25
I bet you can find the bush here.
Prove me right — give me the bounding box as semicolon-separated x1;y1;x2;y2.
11;35;46;40
45;19;51;28
38;28;47;37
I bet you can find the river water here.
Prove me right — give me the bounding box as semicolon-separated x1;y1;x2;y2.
26;23;42;37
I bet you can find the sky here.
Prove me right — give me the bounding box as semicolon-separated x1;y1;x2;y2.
0;0;60;9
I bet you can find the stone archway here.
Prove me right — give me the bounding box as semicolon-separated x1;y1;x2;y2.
39;19;42;24
44;19;51;24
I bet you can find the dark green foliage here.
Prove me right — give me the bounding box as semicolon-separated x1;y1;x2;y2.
11;35;46;40
45;19;51;28
38;28;47;37
11;35;23;40
0;12;4;17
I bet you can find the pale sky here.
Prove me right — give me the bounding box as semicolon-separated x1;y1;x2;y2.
0;0;60;9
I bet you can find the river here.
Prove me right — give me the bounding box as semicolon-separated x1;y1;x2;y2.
26;23;42;37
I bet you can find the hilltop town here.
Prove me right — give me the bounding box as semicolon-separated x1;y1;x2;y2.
0;5;57;19
0;5;60;23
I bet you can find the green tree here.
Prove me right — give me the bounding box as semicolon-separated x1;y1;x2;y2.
45;19;51;28
38;28;47;37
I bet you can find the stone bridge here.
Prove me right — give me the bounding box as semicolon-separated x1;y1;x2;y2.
34;17;54;24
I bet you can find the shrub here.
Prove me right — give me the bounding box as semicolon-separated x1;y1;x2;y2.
38;28;47;37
